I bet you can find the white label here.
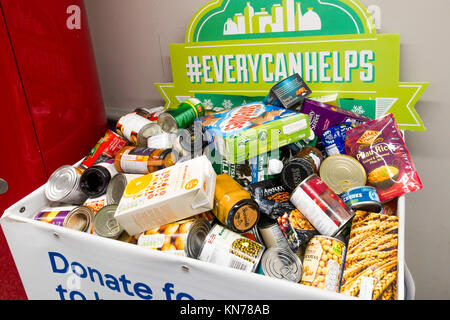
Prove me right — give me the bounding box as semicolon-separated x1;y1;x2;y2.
96;161;119;178
325;259;340;291
120;149;150;174
282;119;308;135
118;113;151;142
359;276;375;300
290;187;338;236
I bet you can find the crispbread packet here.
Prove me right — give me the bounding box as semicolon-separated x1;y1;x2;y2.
340;210;399;300
345;113;422;202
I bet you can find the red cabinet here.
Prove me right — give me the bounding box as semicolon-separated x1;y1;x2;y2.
0;0;107;299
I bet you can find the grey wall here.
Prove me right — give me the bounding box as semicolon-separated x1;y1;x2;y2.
84;0;450;299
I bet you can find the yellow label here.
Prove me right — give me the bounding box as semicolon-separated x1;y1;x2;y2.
301;239;323;283
185;179;198;190
124;174;154;197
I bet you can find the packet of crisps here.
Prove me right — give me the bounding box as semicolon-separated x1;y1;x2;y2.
345;113;422;202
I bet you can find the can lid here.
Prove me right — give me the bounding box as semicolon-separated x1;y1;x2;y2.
138;123;163;147
45;166;80;202
64;206;94;232
158;113;178;133
185;218;213;258
319;155;367;194
260;247;302;282
106;174;127;204
93;204;123;238
229;199;260;233
281;158;314;191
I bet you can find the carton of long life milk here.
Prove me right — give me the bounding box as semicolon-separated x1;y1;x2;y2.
115;156;216;235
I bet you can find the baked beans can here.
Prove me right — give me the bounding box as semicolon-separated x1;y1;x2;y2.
197;224;265;272
93;204;123;239
106;173;143;205
45;165;88;205
34;205;94;233
257;216;290;249
158;98;206;133
138;212;214;258
256;247;303;283
82;130;129;169
290;174;354;237
116;112;163;147
339;186;384;214
300;235;346;292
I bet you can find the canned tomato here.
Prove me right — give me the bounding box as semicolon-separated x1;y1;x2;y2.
45;165;88;205
81;130;129;169
300;235;346;292
290;174;354;237
257;247;302;283
198;224;265;272
106;173;143;205
116;112;162;147
34;205;94;233
138;212;214;258
158;98;205;133
212;174;260;233
93;204;123;239
339;186;384;213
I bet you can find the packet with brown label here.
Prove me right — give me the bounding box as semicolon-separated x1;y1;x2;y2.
345;113;422;202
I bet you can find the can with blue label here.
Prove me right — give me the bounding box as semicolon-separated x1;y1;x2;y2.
339;186;384;214
322;122;355;157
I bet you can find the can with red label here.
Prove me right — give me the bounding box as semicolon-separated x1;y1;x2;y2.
290;174;354;237
81;130;129;169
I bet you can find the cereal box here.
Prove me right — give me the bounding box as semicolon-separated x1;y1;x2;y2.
114;156;216;235
198;102;310;164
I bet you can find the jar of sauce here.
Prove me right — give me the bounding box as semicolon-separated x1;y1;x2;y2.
114;146;179;174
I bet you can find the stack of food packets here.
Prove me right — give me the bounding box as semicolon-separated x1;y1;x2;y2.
38;74;422;300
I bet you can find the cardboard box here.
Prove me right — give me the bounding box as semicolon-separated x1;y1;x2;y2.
115;156;216;235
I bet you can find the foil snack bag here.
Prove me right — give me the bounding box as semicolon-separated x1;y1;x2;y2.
345;113;422;202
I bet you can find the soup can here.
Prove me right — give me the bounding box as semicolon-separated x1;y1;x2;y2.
93;204;123;239
257;247;302;283
45;165;88;205
138;212;214;258
290;174;354;237
158;98;205;133
106;173;143;205
300;235;346;292
34;205;94;233
339;186;384;214
198;224;265;273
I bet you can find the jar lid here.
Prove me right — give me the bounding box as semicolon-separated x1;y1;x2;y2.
319;155;367;194
281;158;314;191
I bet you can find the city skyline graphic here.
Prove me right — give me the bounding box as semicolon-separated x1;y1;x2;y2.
223;0;322;36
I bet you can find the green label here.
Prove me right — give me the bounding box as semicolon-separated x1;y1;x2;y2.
156;0;428;131
338;98;377;120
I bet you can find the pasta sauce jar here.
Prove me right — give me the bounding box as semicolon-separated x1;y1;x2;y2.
212;174;260;233
114;146;179;174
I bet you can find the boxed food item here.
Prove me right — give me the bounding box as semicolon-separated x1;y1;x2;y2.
114;155;216;235
199;102;311;164
340;210;399;300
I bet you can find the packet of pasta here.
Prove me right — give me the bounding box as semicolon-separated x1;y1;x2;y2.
345;113;422;202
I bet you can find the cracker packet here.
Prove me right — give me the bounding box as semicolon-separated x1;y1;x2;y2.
345;113;422;202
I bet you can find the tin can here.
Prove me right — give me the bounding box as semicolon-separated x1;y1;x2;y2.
257;247;302;282
300;235;346;292
45;165;88;205
257;216;290;249
339;186;384;214
290;174;354;237
212;174;260;233
138;212;214;258
83;194;108;214
80;160;119;198
241;226;264;244
293;146;323;172
175;121;205;153
106;173;143;205
197;224;265;272
319;154;367;194
34;205;94;233
321;122;355;157
116;112;163;147
114;146;179;174
134;106;164;121
81;130;130;169
158;98;205;133
93;204;123;239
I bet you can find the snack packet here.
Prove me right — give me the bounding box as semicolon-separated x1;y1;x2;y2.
345;113;422;202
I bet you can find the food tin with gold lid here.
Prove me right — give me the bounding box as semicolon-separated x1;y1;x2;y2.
93;204;123;239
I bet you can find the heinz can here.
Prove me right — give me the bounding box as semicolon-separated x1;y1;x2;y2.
81;130;129;169
34;205;94;233
45;165;88;205
290;174;354;237
339;186;384;214
197;224;265;272
93;204;123;239
158;98;205;133
138;212;214;258
257;247;302;283
106;173;143;205
300;235;346;292
116;112;163;147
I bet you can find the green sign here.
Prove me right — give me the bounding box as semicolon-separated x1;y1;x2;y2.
156;0;428;131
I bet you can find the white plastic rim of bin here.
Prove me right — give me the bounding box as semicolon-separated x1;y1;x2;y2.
404;263;415;300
